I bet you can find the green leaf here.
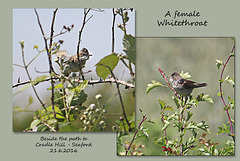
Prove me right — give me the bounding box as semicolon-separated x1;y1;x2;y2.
216;60;223;69
137;127;150;139
217;92;224;96
219;79;224;83
197;121;210;133
230;52;234;57
29;96;33;104
225;76;235;87
187;136;196;145
54;83;64;89
196;93;214;103
147;119;155;124
186;122;197;130
71;90;88;106
95;54;119;80
158;99;166;110
228;97;234;110
13;83;32;96
13;106;23;113
186;111;193;121
154;137;167;147
146;80;163;94
224;105;231;110
217;123;230;135
32;75;48;85
123;34;135;64
173;96;181;108
180;71;191;79
30;119;41;129
19;40;24;48
162;120;170;131
157;99;173;111
33;45;39;49
48;83;64;90
76;79;88;92
164;106;173;112
43;105;65;120
65;86;75;106
47;119;57;125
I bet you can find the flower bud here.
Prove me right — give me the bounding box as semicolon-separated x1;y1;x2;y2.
95;94;102;100
89;104;96;111
99;120;105;126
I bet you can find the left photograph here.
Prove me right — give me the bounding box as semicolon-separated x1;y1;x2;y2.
12;8;135;132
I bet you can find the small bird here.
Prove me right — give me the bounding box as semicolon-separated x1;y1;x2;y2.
63;48;92;76
169;72;207;97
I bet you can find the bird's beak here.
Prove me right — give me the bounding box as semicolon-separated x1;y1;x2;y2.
89;53;93;57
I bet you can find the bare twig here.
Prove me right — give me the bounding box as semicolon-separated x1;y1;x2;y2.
99;63;132;131
34;8;58;126
76;8;93;80
161;113;168;144
119;8;127;35
49;8;58;48
219;44;235;141
41;121;57;132
125;115;147;155
27;49;45;67
46;24;74;40
159;67;183;154
19;41;46;110
13;77;134;89
13;63;24;68
34;8;56;74
112;8;116;53
159;67;181;99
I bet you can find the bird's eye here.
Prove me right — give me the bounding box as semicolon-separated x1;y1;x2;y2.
83;48;88;52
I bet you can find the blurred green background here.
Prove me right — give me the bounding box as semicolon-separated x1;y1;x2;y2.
126;38;234;155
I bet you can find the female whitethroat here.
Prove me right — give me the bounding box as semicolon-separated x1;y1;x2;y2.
169;72;207;97
63;48;92;76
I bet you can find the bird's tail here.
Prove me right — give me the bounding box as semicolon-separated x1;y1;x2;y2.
196;83;207;88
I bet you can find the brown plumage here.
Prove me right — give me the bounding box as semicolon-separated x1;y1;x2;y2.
169;72;207;96
63;48;92;76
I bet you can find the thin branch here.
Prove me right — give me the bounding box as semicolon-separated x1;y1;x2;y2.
13;63;24;68
49;8;58;49
46;24;74;40
27;49;45;67
49;8;58;125
34;8;57;126
76;8;93;80
19;41;46;110
125;115;147;155
99;63;132;131
219;44;235;141
34;8;56;74
112;8;116;53
41;121;57;132
159;67;181;99
91;8;105;12
161;113;168;144
119;8;127;35
13;77;135;89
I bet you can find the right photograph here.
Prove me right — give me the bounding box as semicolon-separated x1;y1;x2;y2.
117;38;235;156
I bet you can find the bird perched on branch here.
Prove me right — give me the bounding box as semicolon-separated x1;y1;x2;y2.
169;72;207;97
57;48;92;76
